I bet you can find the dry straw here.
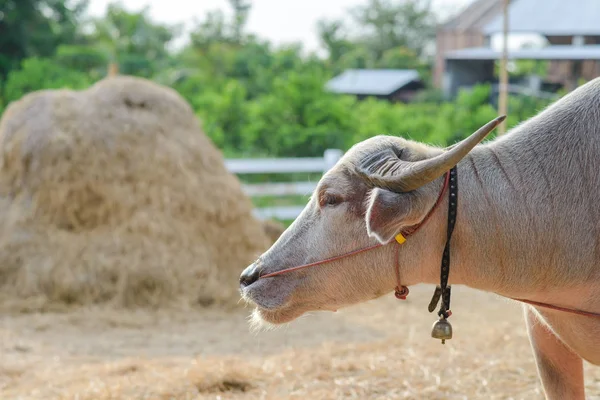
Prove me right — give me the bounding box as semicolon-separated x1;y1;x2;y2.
0;76;272;312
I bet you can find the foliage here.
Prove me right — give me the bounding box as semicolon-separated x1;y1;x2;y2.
3;57;91;104
90;1;182;77
243;67;356;157
348;0;437;60
54;45;109;80
0;0;89;79
317;0;436;78
0;0;558;160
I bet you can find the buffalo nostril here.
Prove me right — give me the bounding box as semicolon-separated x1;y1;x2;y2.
239;264;260;288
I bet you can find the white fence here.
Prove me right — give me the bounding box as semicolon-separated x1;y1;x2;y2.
224;149;344;220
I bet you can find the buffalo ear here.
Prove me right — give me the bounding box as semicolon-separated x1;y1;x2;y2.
365;188;411;244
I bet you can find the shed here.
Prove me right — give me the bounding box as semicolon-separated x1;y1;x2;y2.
436;0;600;97
434;0;503;88
444;45;600;98
325;69;424;103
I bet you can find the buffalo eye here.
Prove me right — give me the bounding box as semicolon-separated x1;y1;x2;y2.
319;192;342;208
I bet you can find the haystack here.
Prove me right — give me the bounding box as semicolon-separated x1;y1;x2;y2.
0;76;271;311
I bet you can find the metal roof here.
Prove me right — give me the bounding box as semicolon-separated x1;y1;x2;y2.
483;0;600;36
445;45;600;61
325;69;421;96
441;0;502;31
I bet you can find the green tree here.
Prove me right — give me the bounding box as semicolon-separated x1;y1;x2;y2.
0;0;559;163
3;57;91;104
316;19;357;69
317;0;435;83
54;45;109;80
0;0;88;78
229;0;252;44
190;0;252;49
195;79;249;153
189;10;230;51
243;66;356;157
349;0;436;60
90;1;182;77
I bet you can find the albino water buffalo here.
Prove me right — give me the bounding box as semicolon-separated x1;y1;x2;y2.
239;77;600;399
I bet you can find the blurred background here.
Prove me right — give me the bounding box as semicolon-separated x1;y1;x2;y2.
2;0;597;226
1;0;599;399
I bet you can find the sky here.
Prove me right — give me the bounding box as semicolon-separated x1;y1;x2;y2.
87;0;478;53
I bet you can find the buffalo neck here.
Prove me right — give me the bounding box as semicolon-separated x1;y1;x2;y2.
447;125;599;298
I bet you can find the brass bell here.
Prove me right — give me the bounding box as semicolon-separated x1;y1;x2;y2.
431;318;453;344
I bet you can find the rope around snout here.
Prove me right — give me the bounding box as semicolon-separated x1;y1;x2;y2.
258;171;453;299
258;166;600;322
259;240;410;299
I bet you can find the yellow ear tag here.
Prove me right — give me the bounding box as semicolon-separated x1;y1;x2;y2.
395;233;406;244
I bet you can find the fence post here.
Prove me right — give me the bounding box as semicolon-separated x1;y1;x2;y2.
323;149;344;172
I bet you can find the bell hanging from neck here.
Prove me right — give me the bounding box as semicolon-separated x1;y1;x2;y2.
431;317;453;344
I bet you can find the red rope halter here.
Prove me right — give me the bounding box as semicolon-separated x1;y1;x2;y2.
258;170;600;320
259;172;452;301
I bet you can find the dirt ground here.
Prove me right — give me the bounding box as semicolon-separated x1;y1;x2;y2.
1;285;599;400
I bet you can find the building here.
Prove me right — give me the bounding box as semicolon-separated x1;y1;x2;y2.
325;69;425;103
433;0;502;89
435;0;600;98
